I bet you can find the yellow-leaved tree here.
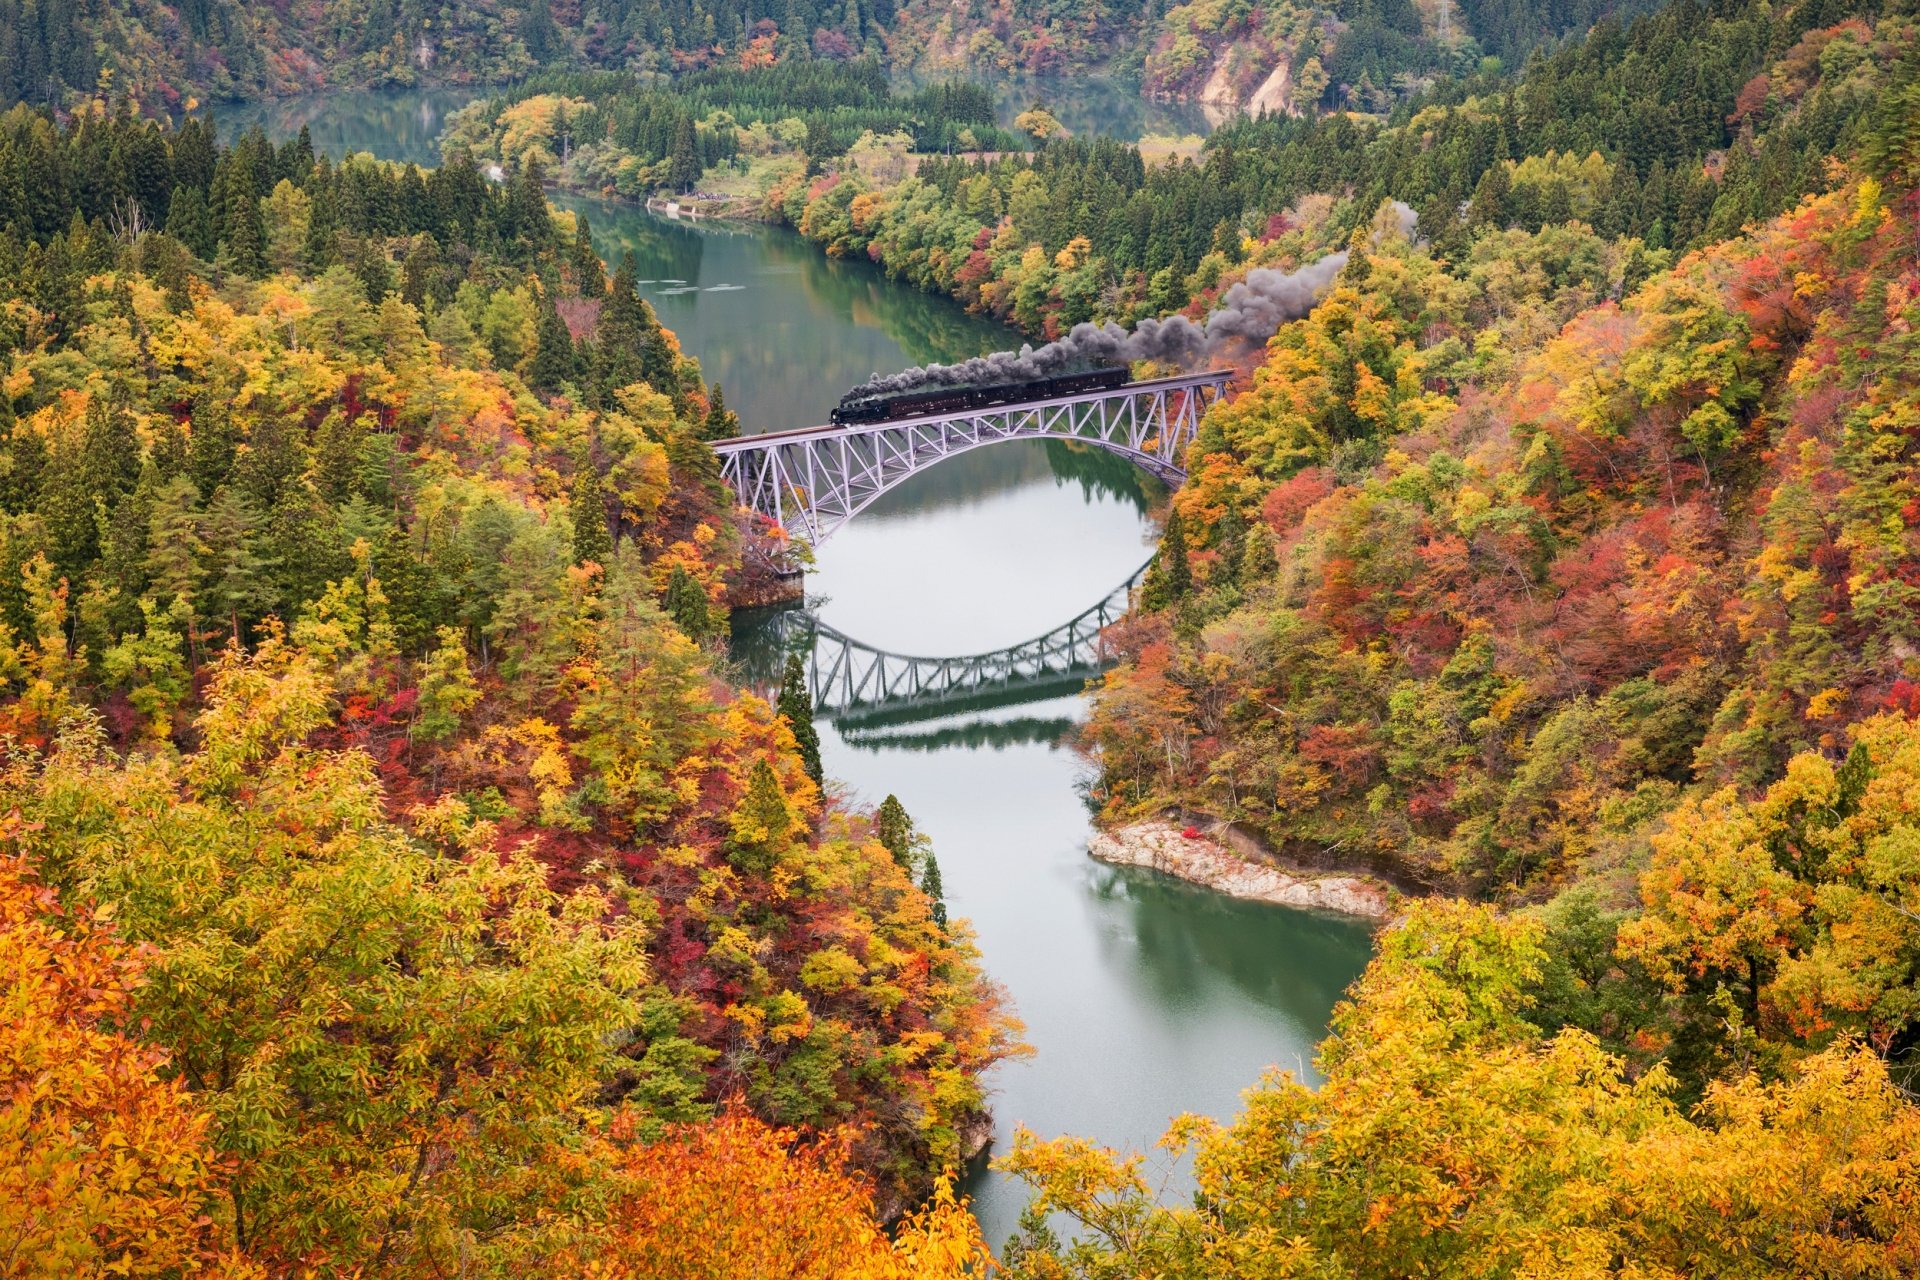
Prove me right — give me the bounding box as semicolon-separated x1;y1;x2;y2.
997;898;1920;1278
3;636;650;1274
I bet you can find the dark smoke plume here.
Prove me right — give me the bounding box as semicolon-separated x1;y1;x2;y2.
853;202;1416;399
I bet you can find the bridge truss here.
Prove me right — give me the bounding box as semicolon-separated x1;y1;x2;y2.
712;371;1231;544
760;563;1148;725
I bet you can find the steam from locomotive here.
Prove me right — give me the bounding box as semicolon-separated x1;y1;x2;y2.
845;202;1417;403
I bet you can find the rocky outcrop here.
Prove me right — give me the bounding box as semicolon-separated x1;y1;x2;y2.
1245;58;1294;119
1089;821;1394;920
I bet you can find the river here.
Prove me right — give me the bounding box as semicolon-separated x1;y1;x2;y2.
237;90;1374;1252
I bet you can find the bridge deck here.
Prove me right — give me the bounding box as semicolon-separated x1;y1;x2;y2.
709;369;1231;452
713;368;1230;543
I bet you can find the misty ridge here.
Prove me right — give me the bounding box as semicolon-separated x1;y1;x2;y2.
850;202;1419;400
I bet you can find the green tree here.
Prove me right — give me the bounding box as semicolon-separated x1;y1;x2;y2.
1140;505;1191;611
728;757;794;875
921;845;948;930
216;158;266;277
775;652;822;786
529;289;576;396
414;624;481;743
703;383;741;441
662;563;715;642
570;453;613;569
875;794;913;869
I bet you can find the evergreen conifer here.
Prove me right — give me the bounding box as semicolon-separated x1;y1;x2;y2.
570;453;613;569
776;652;823;786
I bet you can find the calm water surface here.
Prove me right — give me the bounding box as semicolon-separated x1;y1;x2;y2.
259;91;1371;1251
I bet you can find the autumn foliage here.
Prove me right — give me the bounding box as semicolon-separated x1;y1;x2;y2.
580;1108;991;1280
998;900;1920;1279
0;847;253;1278
0;109;1012;1276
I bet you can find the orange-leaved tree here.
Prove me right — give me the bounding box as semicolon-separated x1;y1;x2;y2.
0;842;256;1278
576;1108;992;1280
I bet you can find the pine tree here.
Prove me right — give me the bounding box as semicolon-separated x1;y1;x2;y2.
703;383;740;440
304;164;339;269
399;238;435;307
187;394;237;498
529;289;576;396
311;409;367;505
668;117;699;193
662;563;714;642
37;431;98;583
728;757;791;874
233;412;307;513
1142;505;1191;611
164;184;216;259
217;157;267;277
98;466;156;636
570;452;613;569
920;846;948;930
776;652;822;786
374;520;436;654
875;794;912;869
198;485;277;643
571;214;603;295
589;254;649;405
507;155;550;250
80;392;139;506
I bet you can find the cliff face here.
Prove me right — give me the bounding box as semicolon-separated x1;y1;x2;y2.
1089;821;1394;919
1183;41;1302;125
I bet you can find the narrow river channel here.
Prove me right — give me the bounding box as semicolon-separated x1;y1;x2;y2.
236;92;1375;1250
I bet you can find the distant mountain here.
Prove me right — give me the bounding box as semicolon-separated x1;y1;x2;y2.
1;0;1652;112
0;0;900;107
889;0;1665;119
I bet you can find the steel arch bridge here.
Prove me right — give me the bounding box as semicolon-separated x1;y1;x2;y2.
759;563;1148;725
711;371;1231;544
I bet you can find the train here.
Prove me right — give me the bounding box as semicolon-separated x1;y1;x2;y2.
829;365;1132;427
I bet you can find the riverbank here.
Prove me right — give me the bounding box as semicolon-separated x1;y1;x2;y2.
644;193;766;221
1088;820;1397;920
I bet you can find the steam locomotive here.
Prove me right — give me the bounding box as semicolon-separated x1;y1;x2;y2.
829;365;1131;427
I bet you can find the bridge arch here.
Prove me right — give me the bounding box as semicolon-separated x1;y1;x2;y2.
712;371;1230;544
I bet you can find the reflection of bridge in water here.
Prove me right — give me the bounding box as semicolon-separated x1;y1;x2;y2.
713;371;1229;544
754;564;1148;727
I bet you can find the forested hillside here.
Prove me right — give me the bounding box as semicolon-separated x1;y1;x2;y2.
987;2;1920;1271
716;0;1878;335
440;64;1014;199
0;0;905;106
0;0;1652;111
0;103;1016;1275
9;0;1920;1270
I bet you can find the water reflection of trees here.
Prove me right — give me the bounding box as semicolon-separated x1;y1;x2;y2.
210;89;484;166
837;715;1079;754
1044;438;1161;510
891;71;1212;143
1085;864;1374;1060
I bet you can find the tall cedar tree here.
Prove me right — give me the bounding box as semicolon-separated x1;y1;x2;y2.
875;794;913;868
571;453;613;569
1141;505;1190;610
777;652;823;786
662;563;715;642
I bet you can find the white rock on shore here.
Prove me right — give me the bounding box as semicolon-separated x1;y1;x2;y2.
1088;821;1393;920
